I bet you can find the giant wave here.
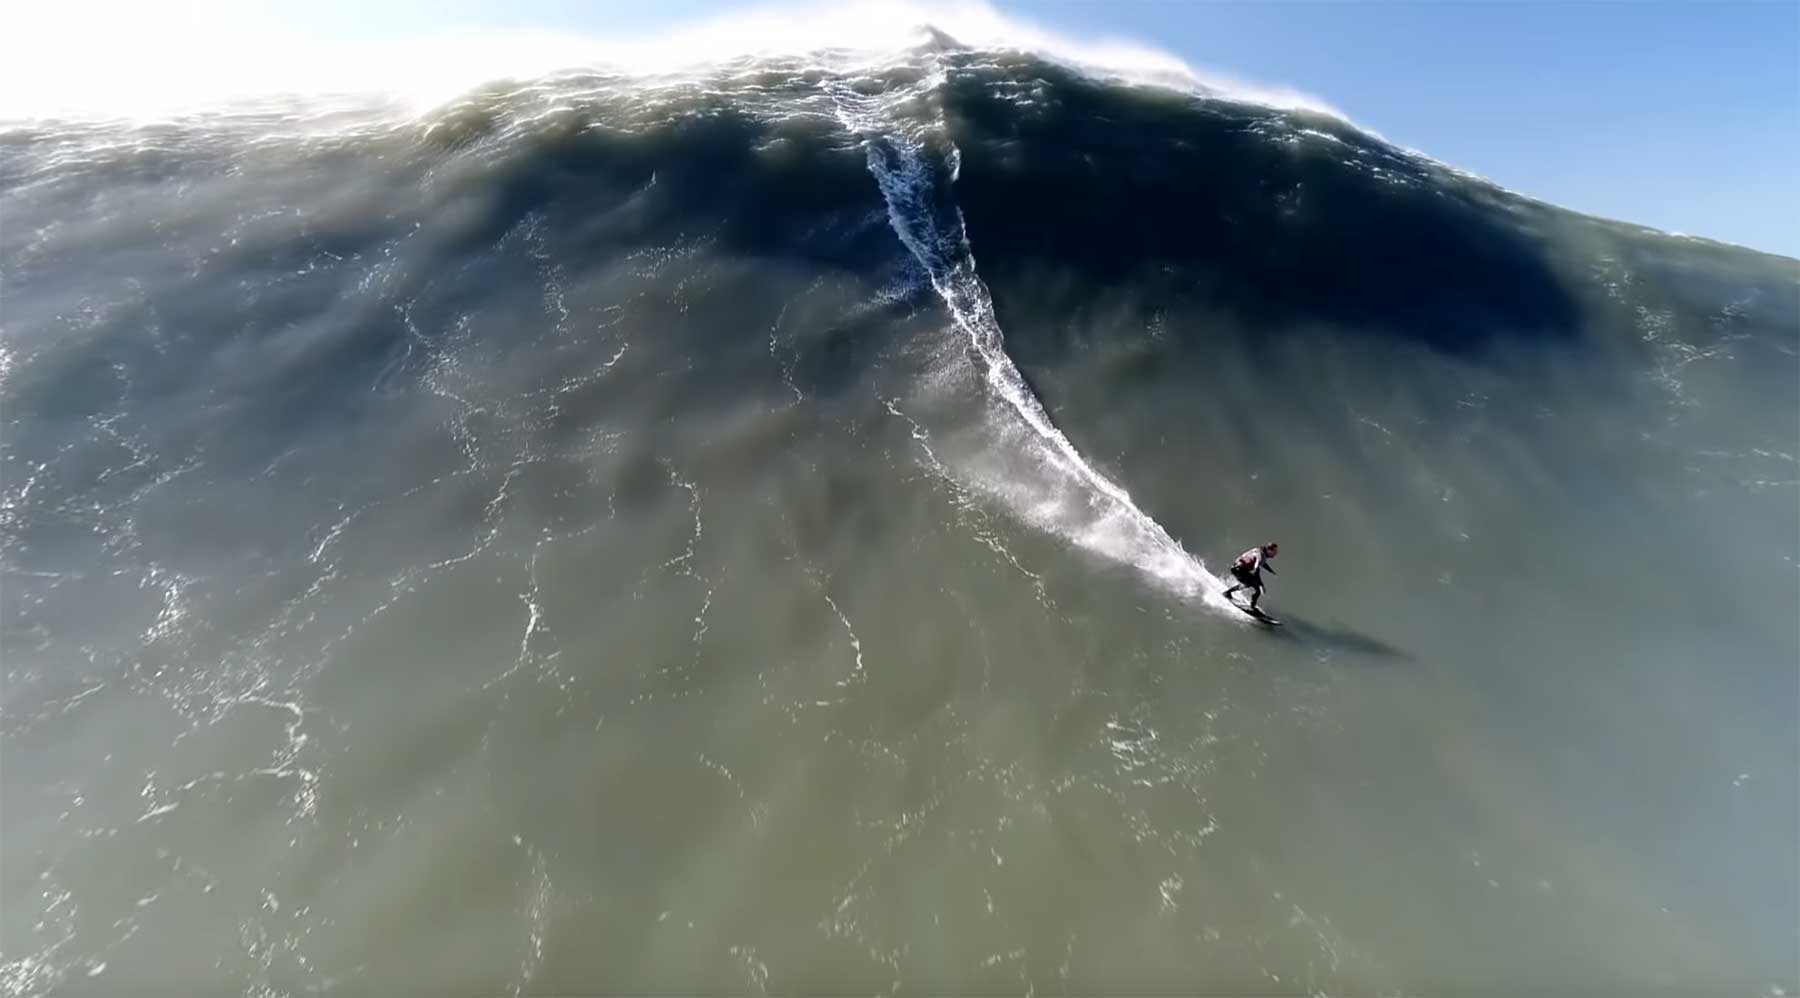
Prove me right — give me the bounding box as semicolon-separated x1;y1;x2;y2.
3;37;1796;997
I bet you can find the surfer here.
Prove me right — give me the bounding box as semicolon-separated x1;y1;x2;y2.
1222;542;1278;611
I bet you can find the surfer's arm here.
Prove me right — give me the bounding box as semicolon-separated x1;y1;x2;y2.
1263;563;1275;575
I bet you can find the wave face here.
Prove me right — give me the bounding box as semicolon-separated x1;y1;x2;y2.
3;50;1796;995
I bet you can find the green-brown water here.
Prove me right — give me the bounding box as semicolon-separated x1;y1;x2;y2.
3;49;1796;996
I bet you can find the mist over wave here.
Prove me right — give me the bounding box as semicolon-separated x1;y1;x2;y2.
0;1;1335;121
3;38;1796;997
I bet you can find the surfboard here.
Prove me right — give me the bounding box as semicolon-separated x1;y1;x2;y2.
1232;602;1281;626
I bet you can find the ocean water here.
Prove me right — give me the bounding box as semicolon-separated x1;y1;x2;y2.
2;46;1796;996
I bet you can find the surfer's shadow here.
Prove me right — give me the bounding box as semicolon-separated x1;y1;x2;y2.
1271;614;1416;667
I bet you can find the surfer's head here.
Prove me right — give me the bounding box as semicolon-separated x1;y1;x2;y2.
1264;542;1279;556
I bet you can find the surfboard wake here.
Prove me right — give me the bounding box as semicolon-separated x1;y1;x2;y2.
833;78;1238;613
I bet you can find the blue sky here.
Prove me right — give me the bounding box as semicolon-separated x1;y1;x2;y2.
16;1;1797;255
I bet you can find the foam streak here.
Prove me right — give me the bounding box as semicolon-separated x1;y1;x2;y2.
840;92;1233;611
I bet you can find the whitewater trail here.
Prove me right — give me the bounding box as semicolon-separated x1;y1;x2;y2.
831;80;1237;614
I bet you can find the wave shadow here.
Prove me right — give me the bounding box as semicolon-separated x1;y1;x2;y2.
1270;613;1417;666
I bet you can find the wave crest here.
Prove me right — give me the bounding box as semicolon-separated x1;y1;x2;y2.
2;1;1338;122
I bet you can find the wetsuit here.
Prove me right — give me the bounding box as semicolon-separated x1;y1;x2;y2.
1224;546;1276;608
